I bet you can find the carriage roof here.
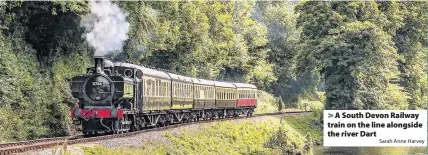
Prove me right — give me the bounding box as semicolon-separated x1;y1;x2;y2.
190;78;215;86
167;73;193;83
114;62;171;80
233;83;257;89
114;62;257;89
213;81;236;88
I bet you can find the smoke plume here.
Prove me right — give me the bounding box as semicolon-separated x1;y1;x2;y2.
81;1;130;56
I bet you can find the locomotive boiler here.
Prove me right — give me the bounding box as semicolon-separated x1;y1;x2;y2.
70;57;258;136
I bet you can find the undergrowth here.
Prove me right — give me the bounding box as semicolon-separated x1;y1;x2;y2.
254;90;278;114
282;114;323;145
80;117;313;155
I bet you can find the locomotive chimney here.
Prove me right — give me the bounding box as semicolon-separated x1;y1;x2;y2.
94;56;105;74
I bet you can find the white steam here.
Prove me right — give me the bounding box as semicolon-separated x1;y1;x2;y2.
81;1;130;56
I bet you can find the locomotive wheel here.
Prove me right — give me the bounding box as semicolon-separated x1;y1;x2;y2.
158;115;166;127
83;131;90;137
133;121;140;131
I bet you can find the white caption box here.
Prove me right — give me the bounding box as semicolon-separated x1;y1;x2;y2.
323;110;427;147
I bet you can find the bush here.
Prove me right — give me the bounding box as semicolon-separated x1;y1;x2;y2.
276;97;284;111
254;90;278;114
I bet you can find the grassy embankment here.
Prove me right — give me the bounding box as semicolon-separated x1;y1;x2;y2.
54;91;324;155
284;92;324;145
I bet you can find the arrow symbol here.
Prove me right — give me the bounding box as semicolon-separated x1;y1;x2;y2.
328;113;333;118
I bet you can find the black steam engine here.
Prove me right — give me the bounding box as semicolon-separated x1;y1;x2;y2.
70;56;258;136
70;56;135;135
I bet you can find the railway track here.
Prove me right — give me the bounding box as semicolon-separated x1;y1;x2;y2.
0;111;311;155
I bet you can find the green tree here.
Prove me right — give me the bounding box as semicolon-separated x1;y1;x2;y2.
391;2;427;109
121;1;276;89
296;1;409;110
0;1;90;141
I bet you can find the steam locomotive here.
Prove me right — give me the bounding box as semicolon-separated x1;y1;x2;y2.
70;56;257;136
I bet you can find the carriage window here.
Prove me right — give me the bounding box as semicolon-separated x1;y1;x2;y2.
161;82;165;97
163;82;166;97
178;83;181;98
179;83;182;98
185;84;187;98
195;85;197;98
253;90;256;98
145;79;148;96
218;91;221;100
149;80;152;96
242;90;245;98
159;81;162;97
186;84;189;98
197;85;199;99
168;83;171;97
224;90;226;100
183;84;185;98
152;80;156;97
182;84;184;98
162;82;166;96
196;86;198;99
184;84;186;98
228;92;230;100
223;91;225;100
174;83;177;97
156;80;159;97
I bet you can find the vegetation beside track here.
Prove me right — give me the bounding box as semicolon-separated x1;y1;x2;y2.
53;115;314;155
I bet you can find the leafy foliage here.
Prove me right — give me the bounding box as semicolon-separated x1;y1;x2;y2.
295;1;426;110
0;1;91;141
0;1;425;142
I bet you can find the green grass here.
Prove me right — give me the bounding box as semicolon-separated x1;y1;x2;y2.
283;114;323;144
79;117;314;155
